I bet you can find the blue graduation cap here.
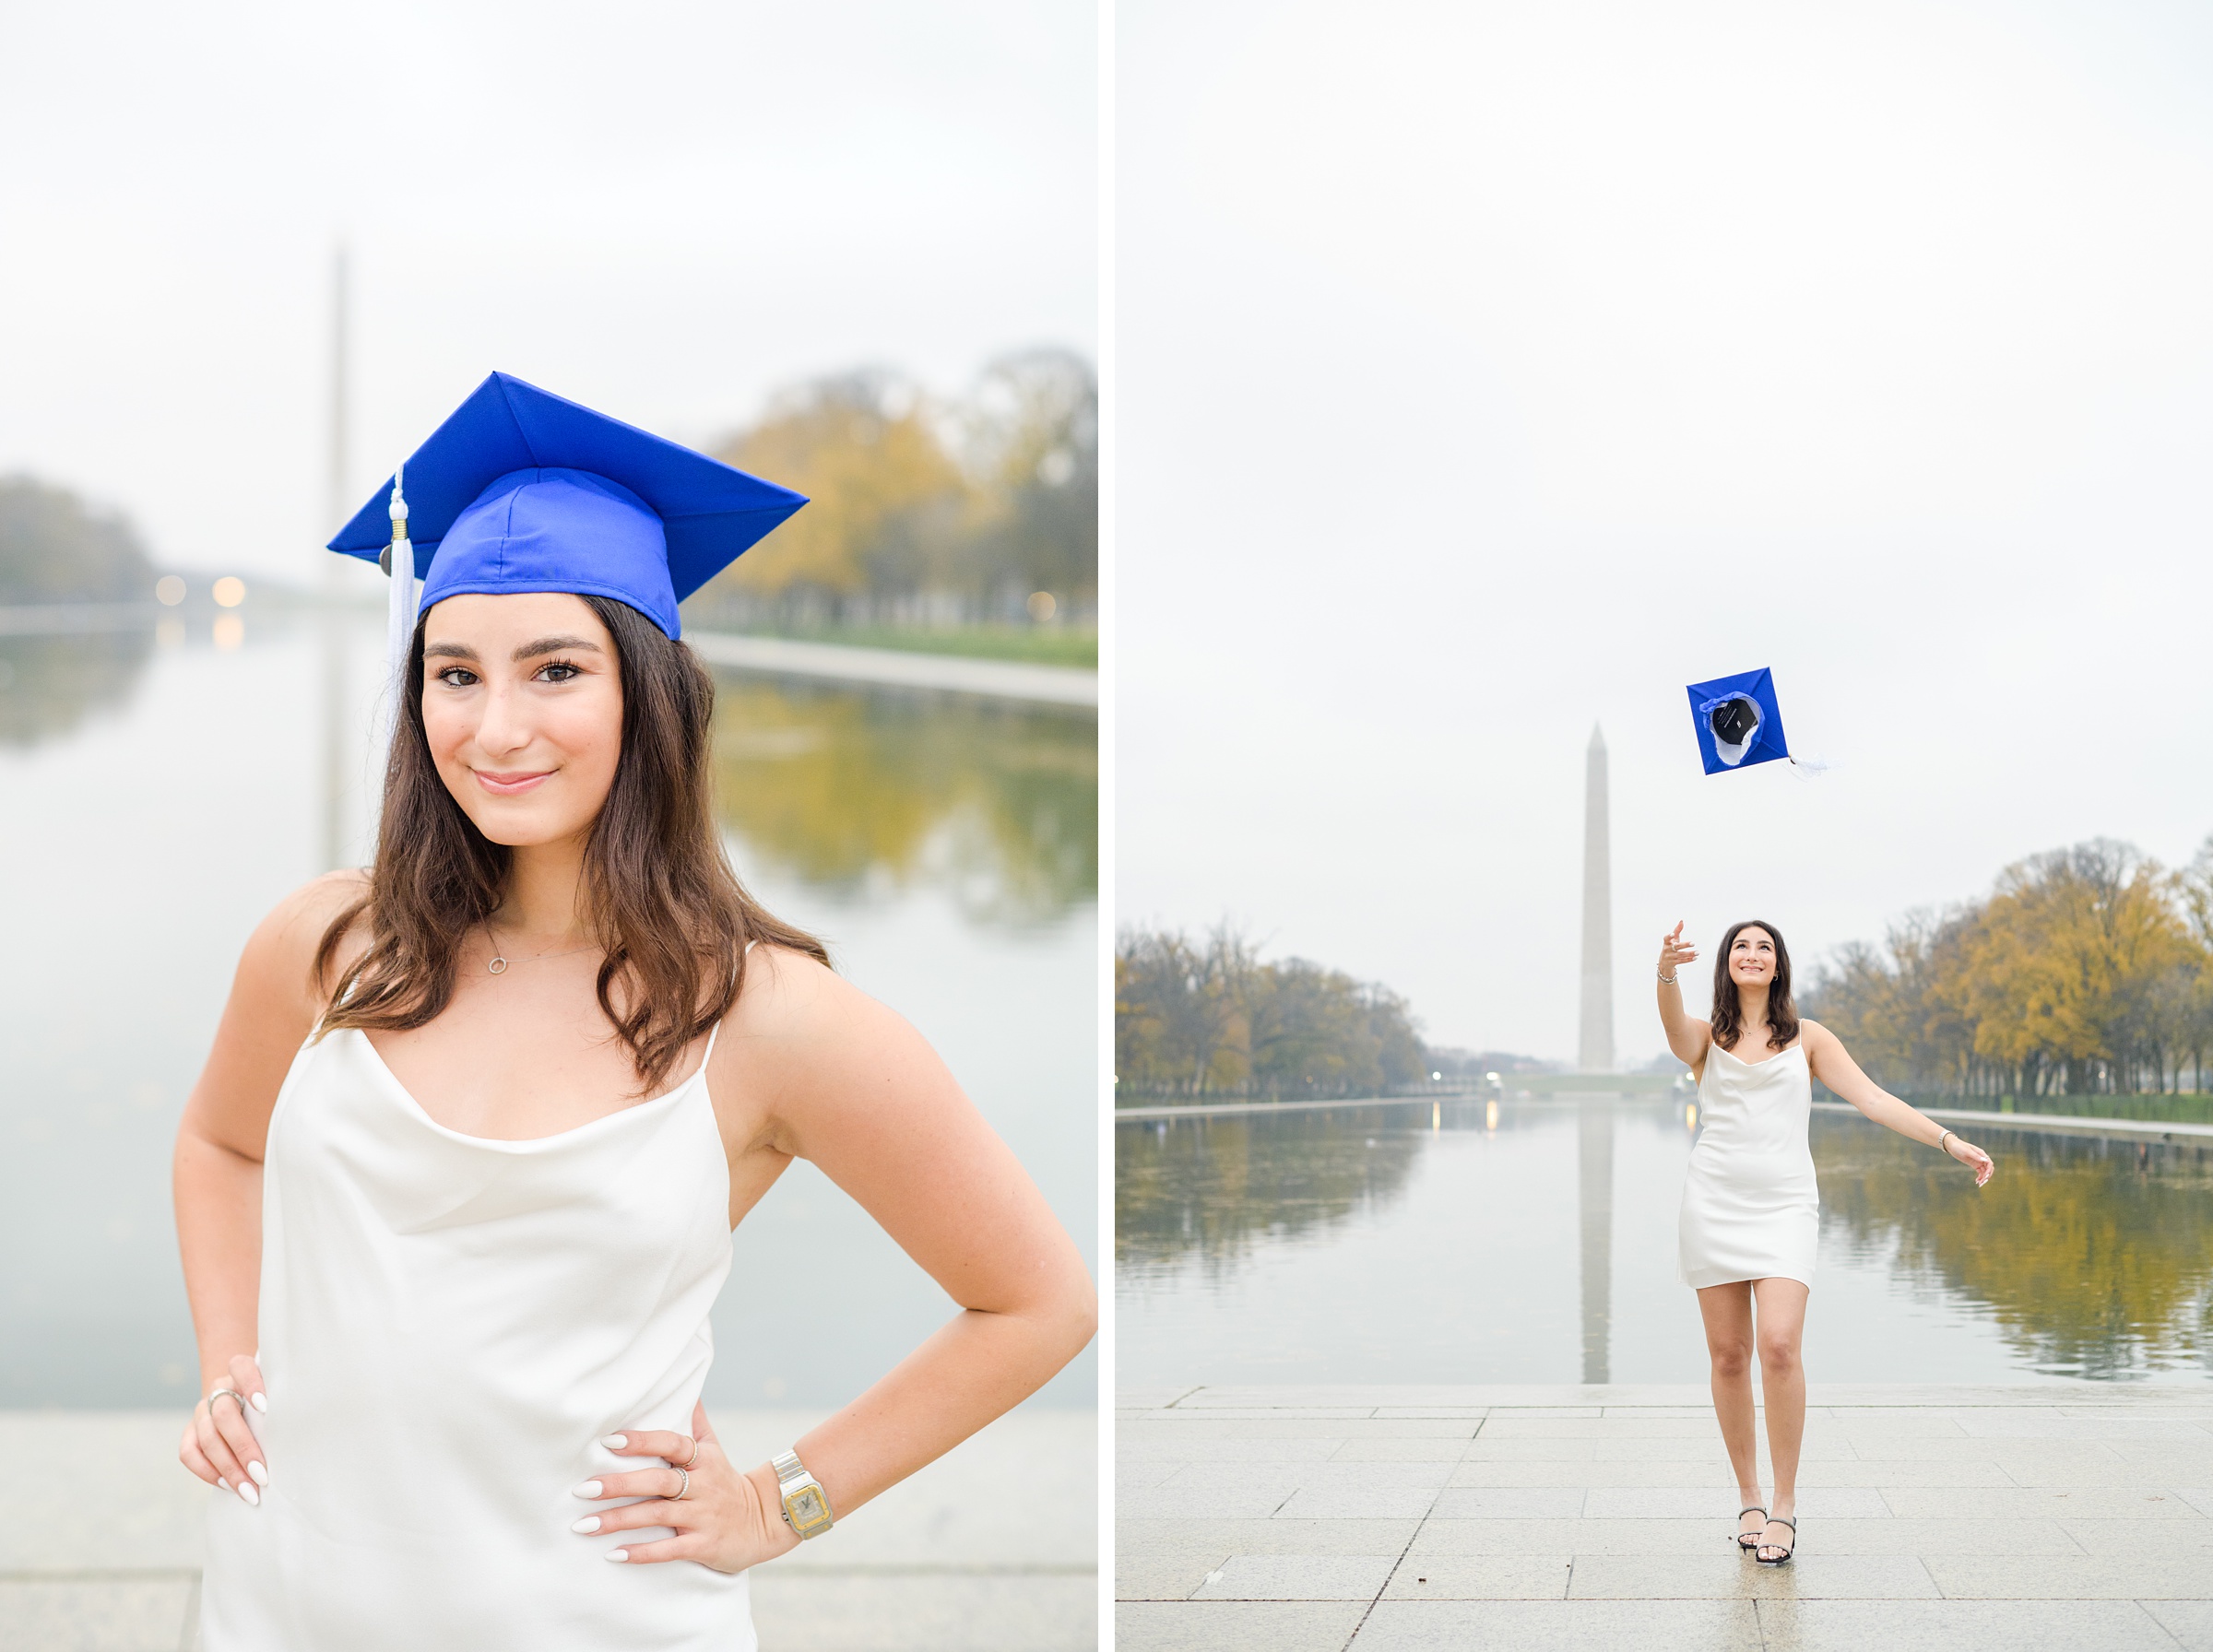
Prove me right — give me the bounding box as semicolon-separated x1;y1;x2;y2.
1686;667;1791;775
327;372;806;640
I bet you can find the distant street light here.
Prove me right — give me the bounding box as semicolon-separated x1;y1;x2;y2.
212;576;247;608
155;575;186;607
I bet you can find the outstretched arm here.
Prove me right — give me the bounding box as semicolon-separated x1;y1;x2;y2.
1802;1021;1993;1186
1656;922;1712;1071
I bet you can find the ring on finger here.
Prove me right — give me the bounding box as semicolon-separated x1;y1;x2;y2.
673;1435;701;1469
670;1466;691;1500
207;1386;246;1416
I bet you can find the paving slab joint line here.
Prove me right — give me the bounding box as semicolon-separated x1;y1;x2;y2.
1915;1554;1943;1601
2131;1599;2195;1651
1331;1476;1446;1648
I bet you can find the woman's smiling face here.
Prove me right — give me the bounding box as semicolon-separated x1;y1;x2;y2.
1728;926;1777;989
418;592;624;849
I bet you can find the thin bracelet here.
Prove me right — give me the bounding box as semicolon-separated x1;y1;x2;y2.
1937;1129;1956;1158
1657;970;1678;985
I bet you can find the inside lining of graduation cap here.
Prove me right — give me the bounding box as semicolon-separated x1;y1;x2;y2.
1698;692;1762;767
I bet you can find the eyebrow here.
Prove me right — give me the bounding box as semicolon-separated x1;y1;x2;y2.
420;634;604;664
509;634;603;662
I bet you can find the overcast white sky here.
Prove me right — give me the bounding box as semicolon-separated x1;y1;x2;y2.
1118;0;2213;1065
0;1;1094;584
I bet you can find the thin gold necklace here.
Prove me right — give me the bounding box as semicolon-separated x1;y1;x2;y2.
483;923;600;976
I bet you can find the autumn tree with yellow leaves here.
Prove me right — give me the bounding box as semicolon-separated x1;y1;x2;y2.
1808;837;2213;1097
691;349;1095;630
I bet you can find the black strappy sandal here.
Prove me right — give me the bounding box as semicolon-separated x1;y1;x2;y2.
1755;1516;1797;1565
1734;1506;1767;1553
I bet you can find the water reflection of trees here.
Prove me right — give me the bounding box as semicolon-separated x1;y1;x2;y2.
1814;1115;2213;1379
1116;1113;1426;1274
0;631;155;747
710;675;1095;925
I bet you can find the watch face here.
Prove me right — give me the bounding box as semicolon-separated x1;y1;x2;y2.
787;1486;828;1528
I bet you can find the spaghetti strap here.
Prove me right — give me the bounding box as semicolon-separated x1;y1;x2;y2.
697;940;758;1068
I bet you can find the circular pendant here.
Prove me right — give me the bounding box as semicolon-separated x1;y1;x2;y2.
488;956;509;975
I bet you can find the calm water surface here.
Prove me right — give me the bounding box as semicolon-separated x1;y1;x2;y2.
0;611;1095;1407
1117;1097;2213;1386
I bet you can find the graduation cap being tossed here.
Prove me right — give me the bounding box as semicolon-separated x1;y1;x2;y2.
328;372;808;642
1686;667;1793;775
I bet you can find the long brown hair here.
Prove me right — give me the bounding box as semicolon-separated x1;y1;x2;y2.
314;594;828;1092
1710;918;1799;1053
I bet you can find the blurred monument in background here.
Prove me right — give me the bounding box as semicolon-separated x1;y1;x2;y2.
1578;724;1615;1381
321;243;352;872
1579;723;1614;1073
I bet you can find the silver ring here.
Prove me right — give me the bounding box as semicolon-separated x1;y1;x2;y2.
670;1466;692;1501
673;1436;701;1469
207;1387;246;1416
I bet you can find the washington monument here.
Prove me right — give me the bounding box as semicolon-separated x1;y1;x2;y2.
1580;725;1614;1072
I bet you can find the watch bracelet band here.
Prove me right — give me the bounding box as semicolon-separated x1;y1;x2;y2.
772;1448;834;1539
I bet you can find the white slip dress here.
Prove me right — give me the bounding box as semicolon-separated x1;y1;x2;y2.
200;1020;753;1651
1676;1041;1819;1290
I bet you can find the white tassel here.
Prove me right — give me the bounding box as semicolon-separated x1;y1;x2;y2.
1788;753;1833;780
378;465;415;759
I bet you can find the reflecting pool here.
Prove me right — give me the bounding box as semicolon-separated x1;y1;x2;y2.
0;610;1095;1407
1116;1097;2213;1387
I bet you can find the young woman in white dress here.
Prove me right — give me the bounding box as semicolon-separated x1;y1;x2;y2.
172;578;1097;1646
1656;919;1993;1566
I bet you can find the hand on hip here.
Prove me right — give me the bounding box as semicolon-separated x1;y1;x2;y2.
571;1401;802;1573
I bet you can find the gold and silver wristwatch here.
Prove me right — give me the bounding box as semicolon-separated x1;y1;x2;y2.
772;1449;834;1540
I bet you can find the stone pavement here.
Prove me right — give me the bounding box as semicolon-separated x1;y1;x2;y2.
1117;1384;2213;1651
0;1405;1095;1652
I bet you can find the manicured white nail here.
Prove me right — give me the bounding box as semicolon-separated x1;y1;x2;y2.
247;1460;270;1487
600;1434;628;1449
251;1392;268;1413
572;1515;602;1533
219;1478;231;1492
604;1548;629;1563
237;1481;260;1507
573;1480;603;1499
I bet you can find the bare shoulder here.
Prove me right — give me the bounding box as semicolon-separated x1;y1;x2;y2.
181;871;372;1152
1797;1019;1852;1073
711;944;953;1131
239;869;372;1010
260;868;369;951
722;942;864;1033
